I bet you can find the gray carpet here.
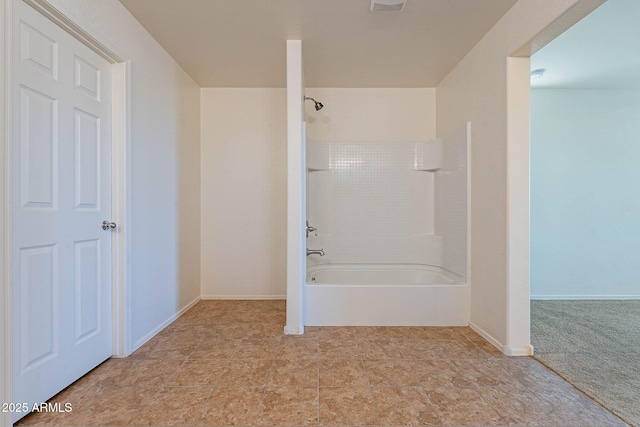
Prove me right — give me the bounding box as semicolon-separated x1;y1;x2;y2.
531;300;640;427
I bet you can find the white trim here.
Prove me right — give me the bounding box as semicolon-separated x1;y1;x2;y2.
463;121;472;334
284;325;304;335
505;57;532;355
504;344;534;357
469;321;505;353
531;295;640;301
130;296;201;353
505;0;608;368
201;295;286;300
111;61;131;357
1;0;13;425
22;0;123;63
470;321;533;357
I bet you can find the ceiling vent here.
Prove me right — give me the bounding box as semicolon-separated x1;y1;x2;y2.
370;0;407;12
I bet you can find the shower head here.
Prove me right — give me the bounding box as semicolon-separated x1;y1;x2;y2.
304;96;324;111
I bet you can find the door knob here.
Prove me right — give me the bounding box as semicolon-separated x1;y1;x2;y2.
101;221;117;231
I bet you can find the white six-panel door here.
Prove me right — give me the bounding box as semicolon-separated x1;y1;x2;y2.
11;1;113;419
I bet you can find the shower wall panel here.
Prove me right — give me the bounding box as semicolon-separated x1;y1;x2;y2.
307;140;437;266
307;122;468;276
435;122;469;277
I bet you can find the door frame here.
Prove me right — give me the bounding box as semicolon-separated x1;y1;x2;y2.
503;0;606;356
1;1;130;422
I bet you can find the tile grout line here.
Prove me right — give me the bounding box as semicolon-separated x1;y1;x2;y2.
400;332;447;426
249;320;282;426
188;385;217;426
471;385;509;425
188;309;239;425
252;348;277;426
418;383;446;424
317;341;321;427
360;357;382;426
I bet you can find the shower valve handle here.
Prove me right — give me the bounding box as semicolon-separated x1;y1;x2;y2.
306;221;318;238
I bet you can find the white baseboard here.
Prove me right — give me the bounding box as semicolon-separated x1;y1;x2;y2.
470;321;532;357
504;344;534;356
469;322;504;353
531;295;640;300
129;296;201;355
201;295;286;300
283;325;304;335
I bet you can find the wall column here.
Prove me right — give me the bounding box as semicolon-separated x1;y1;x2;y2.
285;40;305;334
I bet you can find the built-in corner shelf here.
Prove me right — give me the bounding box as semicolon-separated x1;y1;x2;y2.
413;139;442;171
307;141;329;171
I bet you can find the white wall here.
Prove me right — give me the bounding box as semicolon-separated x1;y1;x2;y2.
304;88;436;141
200;88;434;299
436;0;585;352
177;72;201;309
44;0;201;350
531;89;640;299
200;88;287;299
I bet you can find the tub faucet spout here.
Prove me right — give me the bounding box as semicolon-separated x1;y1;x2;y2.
306;248;325;257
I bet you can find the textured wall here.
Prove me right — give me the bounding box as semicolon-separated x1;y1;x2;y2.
531;89;640;299
304;88;436;142
200;88;287;299
436;0;585;350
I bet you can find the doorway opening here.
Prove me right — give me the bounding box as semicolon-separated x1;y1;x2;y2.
525;0;640;424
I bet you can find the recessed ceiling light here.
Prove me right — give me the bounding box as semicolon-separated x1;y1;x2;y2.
530;69;546;80
370;0;407;12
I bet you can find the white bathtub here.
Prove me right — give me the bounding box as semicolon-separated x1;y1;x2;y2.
303;264;469;326
307;264;459;285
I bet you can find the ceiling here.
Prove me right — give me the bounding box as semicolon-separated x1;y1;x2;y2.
531;0;640;89
117;0;518;88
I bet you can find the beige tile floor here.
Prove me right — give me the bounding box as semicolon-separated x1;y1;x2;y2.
17;300;626;426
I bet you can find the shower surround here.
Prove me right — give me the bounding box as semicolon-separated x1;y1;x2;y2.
305;123;469;325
